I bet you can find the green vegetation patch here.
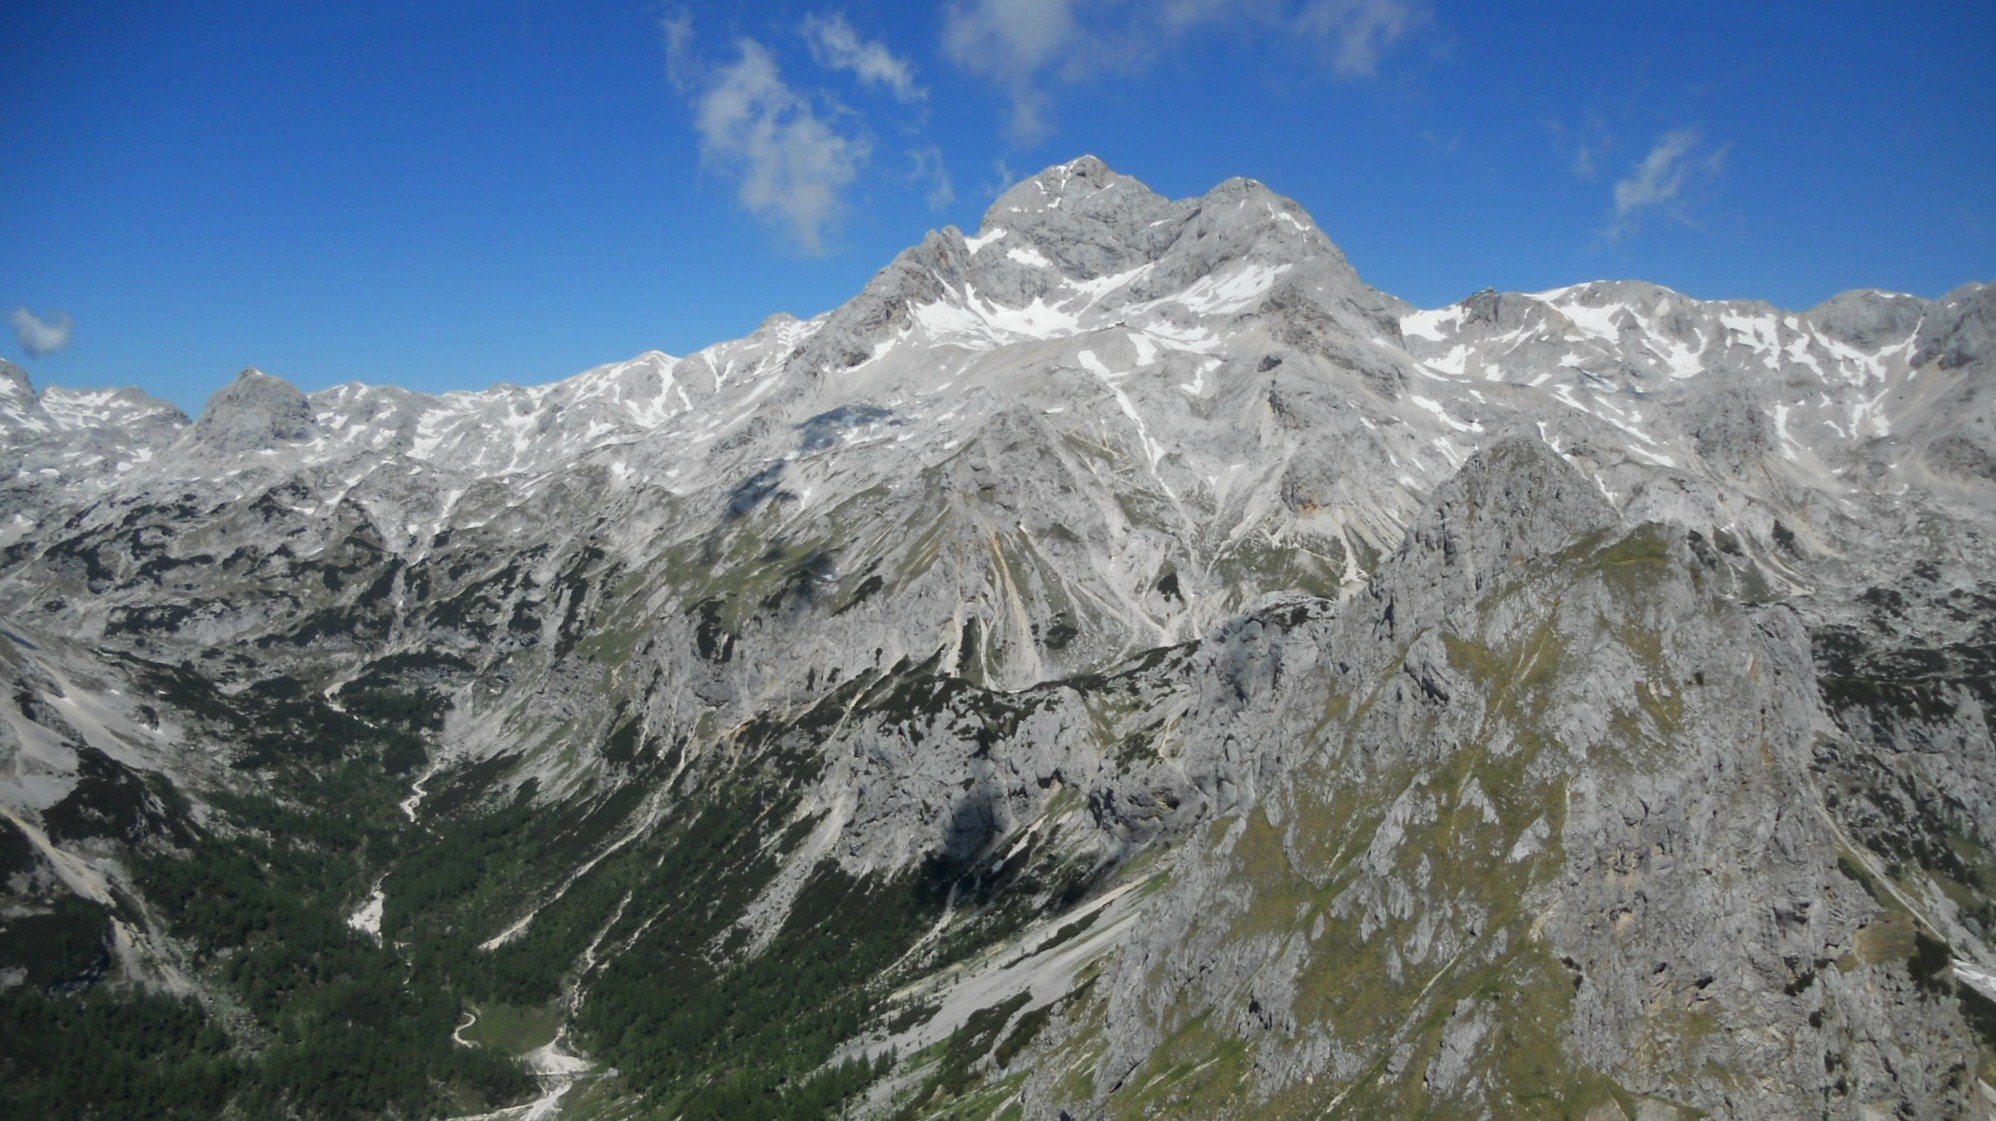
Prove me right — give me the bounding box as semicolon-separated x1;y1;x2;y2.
0;895;114;992
132;768;535;1119
0;988;240;1121
461;1001;565;1054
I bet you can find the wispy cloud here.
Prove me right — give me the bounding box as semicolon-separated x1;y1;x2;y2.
1573;140;1598;180
1605;127;1728;239
665;21;870;253
908;144;956;210
10;307;74;358
662;12;696;91
1295;0;1428;78
1419;129;1460;157
984;158;1021;200
1542;110;1612;181
942;0;1079;143
1571;117;1608;180
1159;0;1429;65
1614;128;1700;215
942;0;1428;143
802;14;923;102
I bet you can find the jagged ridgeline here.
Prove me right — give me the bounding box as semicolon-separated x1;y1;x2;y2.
3;157;1995;1120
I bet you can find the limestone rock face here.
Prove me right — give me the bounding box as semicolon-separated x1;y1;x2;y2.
1055;440;1984;1121
187;367;319;454
2;160;1992;1120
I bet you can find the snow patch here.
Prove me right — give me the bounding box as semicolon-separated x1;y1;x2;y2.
1552;299;1626;343
1079;350;1168;471
1771;404;1802;461
1957;962;1996;1003
347;884;385;940
1007;244;1052;268
911;285;1084;348
1066;262;1151;303
1128;333;1159;367
1423;345;1470;376
1401;306;1465;342
1180;357;1220;396
1409;395;1484;434
1167;262;1291;316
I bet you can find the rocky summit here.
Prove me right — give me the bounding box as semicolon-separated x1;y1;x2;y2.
3;157;1994;1120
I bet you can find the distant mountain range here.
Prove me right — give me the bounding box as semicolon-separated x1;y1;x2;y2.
4;156;1993;1121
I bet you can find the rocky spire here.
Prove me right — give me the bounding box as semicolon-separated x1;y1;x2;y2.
188;367;319;454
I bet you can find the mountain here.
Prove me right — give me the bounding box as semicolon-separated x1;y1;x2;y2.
3;156;1994;1121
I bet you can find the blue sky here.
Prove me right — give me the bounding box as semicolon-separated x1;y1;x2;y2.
5;1;1992;414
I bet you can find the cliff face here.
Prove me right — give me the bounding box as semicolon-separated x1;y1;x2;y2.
1041;439;1985;1120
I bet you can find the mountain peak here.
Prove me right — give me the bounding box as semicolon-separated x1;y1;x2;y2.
1397;434;1617;587
982;155;1166;223
189;366;318;454
1044;153;1111;181
1007;154;1115;198
0;358;30;399
970;157;1184;281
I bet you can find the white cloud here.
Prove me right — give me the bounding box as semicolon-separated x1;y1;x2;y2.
1548;111;1610;180
1420;129;1460;156
984;158;1021;200
1157;0;1233;32
942;0;1425;142
1573;141;1597;180
803;14;923;102
942;0;1080;142
1606;127;1728;239
908;144;956;210
10;307;74;358
668;24;870;253
1295;0;1427;78
662;12;696;91
1614;129;1700;217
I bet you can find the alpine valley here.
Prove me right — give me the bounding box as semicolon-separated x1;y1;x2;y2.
4;157;1996;1121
